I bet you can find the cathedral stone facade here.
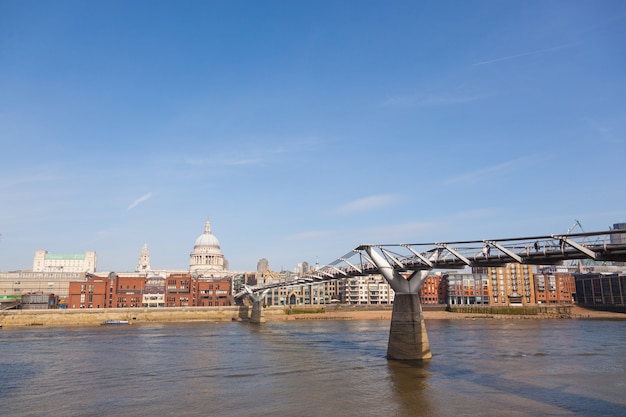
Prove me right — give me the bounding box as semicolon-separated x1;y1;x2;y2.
135;243;151;272
189;218;228;276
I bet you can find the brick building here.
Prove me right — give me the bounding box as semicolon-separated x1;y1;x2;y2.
165;273;192;307
68;275;110;309
114;275;147;308
67;273;231;309
419;274;448;304
534;273;575;305
196;279;231;306
475;263;536;306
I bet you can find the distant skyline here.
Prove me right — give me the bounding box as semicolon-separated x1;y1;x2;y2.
1;1;625;272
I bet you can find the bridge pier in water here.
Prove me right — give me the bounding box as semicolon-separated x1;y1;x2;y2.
387;293;432;360
250;300;265;324
365;246;433;360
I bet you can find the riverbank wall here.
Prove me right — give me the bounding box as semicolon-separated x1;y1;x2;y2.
0;306;253;327
447;305;573;316
0;304;397;327
1;304;623;328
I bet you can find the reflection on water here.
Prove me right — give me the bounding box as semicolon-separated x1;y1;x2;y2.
1;319;625;416
387;360;432;416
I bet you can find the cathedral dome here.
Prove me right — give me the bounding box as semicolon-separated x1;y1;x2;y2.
194;232;220;249
190;217;226;273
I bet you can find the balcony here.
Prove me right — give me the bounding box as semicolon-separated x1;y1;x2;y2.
166;288;190;294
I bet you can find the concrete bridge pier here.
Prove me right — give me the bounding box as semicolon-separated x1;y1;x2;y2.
250;300;265;324
365;246;433;360
387;293;431;360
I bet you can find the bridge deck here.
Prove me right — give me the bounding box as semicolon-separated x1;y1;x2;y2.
237;230;626;297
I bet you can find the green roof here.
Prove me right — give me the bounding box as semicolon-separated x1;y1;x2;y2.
44;254;86;260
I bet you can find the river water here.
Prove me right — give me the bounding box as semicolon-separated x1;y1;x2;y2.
1;318;625;417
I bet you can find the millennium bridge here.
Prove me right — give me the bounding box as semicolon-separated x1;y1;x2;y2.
236;229;626;361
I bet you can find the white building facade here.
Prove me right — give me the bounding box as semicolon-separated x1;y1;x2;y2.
340;274;395;304
0;271;87;299
189;218;229;277
33;250;97;273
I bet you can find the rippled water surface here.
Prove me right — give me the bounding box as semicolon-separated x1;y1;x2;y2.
2;319;625;416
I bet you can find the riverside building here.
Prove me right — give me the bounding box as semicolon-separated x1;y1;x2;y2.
0;270;86;300
33;250;96;273
340;275;395;305
419;273;448;305
534;266;576;305
0;251;96;305
446;272;491;305
474;263;536;306
67;271;231;309
575;272;626;309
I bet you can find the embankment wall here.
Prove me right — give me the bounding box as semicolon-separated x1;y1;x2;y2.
0;305;373;327
0;306;257;327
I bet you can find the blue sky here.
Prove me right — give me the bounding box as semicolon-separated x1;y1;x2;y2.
1;1;625;273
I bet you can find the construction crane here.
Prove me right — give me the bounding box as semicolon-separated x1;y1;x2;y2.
566;219;584;235
564;220;585;272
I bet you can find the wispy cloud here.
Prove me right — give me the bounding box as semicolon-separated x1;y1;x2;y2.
335;194;401;215
127;192;153;210
287;230;334;241
382;93;482;108
0;171;59;189
185;139;320;167
583;117;623;144
473;43;575;66
186;155;264;166
443;157;532;186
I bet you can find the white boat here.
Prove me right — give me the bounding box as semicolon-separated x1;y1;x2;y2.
102;320;130;325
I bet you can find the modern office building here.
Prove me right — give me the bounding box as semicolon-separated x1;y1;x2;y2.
446;272;490;305
575;272;626;308
610;222;626;244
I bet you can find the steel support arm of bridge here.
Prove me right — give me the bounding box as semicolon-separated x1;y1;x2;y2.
365;246;430;293
485;240;522;263
551;235;598;259
243;287;269;324
364;246;432;360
